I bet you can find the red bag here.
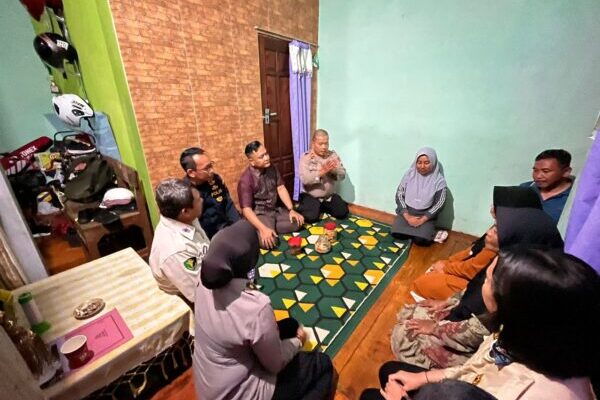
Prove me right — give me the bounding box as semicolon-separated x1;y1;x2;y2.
0;136;53;175
19;0;45;21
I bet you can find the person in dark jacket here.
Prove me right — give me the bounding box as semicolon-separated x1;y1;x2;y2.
181;147;240;238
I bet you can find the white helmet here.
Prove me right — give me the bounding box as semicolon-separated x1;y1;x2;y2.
52;94;94;127
100;188;134;209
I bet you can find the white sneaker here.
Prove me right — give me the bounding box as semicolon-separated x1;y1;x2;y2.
433;230;449;243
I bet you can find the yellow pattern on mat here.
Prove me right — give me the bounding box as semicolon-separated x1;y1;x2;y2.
322;264;345;279
331;306;347;318
282;298;296;309
364;269;385;285
299;303;315;312
355;219;373;227
274;310;290;321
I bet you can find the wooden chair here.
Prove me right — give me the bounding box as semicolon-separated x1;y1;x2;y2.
64;157;154;261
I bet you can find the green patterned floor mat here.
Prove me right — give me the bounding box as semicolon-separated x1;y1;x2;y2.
256;215;410;356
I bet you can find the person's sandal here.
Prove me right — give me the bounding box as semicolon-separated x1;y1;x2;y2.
433;230;449;243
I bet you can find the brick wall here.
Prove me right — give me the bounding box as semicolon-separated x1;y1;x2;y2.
110;0;319;203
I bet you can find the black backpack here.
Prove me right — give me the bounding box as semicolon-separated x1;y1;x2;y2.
63;156;115;203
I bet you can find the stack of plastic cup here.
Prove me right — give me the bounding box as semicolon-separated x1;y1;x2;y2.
18;292;51;335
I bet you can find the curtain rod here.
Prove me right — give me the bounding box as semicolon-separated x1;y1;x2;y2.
254;27;318;48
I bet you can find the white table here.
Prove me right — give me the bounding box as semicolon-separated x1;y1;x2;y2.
13;248;191;400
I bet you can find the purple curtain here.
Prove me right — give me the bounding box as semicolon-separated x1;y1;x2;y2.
289;40;312;200
565;134;600;273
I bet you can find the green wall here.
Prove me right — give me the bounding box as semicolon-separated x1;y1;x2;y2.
0;1;56;153
4;1;158;224
57;0;158;224
318;0;600;235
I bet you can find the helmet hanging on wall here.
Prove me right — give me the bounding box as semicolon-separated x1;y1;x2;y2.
52;94;94;127
33;32;78;70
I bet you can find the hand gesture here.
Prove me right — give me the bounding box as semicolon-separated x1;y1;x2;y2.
420;299;450;313
289;209;305;227
405;319;436;336
387;371;427;392
296;327;307;345
259;227;278;249
319;160;338;177
380;379;408;400
412;215;428;227
402;212;416;226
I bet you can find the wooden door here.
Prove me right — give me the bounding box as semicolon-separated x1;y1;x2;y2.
258;35;294;194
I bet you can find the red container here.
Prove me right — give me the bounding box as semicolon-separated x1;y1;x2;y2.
324;222;337;242
287;236;302;255
60;335;94;369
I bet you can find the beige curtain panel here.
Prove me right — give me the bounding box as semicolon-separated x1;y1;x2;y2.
0;225;26;289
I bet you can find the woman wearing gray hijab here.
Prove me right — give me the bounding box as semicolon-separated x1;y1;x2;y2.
194;220;333;400
392;147;448;246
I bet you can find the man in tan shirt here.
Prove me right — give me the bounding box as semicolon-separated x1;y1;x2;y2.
149;178;210;305
297;129;349;222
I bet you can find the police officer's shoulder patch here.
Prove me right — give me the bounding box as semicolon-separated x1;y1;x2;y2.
183;257;197;272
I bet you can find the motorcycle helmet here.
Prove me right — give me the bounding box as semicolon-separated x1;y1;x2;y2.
52;94;94;127
99;188;135;209
33;32;78;70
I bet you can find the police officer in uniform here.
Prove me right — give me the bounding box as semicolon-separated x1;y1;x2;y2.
149;178;210;306
194;220;333;400
297;129;349;222
180;147;240;238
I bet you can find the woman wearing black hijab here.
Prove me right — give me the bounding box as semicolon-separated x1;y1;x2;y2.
364;248;599;400
390;187;563;370
193;220;333;400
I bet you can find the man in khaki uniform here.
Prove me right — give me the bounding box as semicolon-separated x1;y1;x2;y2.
297;129;349;222
149;178;210;304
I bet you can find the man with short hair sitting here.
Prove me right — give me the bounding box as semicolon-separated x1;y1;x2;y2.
180;147;240;238
238;141;304;249
149;178;210;304
520;149;573;224
297;129;349;222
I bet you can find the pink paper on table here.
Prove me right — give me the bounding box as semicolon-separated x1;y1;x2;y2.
65;308;133;363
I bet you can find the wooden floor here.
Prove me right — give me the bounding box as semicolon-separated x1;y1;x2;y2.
36;235;88;275
151;205;476;400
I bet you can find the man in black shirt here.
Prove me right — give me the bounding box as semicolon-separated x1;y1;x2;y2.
181;147;240;238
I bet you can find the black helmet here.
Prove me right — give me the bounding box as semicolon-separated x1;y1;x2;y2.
33;32;78;70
